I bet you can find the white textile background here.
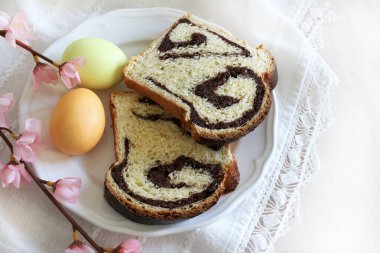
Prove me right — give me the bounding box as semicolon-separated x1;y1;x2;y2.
0;0;338;252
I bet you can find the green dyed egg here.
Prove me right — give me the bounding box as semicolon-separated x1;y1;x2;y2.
62;38;127;89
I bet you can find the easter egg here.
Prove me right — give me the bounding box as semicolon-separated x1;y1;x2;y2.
62;38;127;89
50;88;105;155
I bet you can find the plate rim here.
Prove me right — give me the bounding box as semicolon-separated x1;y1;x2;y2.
18;7;278;237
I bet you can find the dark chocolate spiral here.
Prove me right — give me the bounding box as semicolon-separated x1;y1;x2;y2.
147;65;265;129
194;66;260;108
150;18;266;130
158;18;250;60
111;137;224;208
159;32;207;52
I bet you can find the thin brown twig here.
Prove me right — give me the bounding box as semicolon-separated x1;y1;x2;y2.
0;130;104;253
21;161;104;252
39;178;54;187
0;127;15;135
38;178;49;184
0;130;13;152
0;30;60;67
0;127;18;139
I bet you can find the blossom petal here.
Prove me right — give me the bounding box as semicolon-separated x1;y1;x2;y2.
60;74;74;89
9;11;30;43
12;118;42;162
74;71;81;83
80;243;95;253
59;58;84;89
43;66;58;84
17;163;32;183
24;118;42;142
13;143;35;162
61;63;77;78
12;170;21;188
65;241;95;253
0;165;24;189
60;177;82;188
0;93;15;113
0;11;11;29
69;57;86;67
118;239;142;253
54;177;82;204
5;31;16;47
55;187;76;203
3;166;16;184
33;63;58;88
16;132;36;145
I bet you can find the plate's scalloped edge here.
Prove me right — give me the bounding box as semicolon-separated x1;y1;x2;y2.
18;8;279;237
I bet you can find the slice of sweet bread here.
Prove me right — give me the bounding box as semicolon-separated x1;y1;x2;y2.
104;91;239;224
124;14;277;146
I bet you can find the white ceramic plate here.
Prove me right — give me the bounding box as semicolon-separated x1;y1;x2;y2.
19;8;277;237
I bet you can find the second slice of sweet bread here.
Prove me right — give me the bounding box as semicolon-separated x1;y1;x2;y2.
104;91;239;224
124;14;277;146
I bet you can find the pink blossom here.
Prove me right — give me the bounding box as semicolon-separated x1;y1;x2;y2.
59;57;85;89
53;177;82;204
65;241;95;253
0;92;15;128
32;62;58;88
0;162;31;188
13;118;42;162
114;239;141;253
0;11;31;47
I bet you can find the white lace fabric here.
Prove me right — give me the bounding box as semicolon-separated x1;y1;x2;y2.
0;0;338;252
241;2;338;252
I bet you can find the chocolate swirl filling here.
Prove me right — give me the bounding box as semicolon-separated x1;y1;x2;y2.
158;18;250;60
159;32;207;52
111;139;224;209
194;67;258;108
132;110;185;133
146;66;265;129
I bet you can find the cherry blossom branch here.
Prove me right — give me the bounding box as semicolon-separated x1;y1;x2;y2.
0;129;104;253
0;127;16;136
0;129;13;152
0;127;18;140
1;22;85;89
0;11;141;252
0;30;59;67
22;162;104;252
38;178;55;187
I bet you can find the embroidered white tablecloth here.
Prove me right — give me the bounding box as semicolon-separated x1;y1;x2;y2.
0;0;338;252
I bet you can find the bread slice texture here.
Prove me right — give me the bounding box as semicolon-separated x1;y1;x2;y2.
104;91;239;224
124;14;277;146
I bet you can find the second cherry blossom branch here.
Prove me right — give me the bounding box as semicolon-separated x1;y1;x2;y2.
0;30;59;67
21;160;104;253
0;131;103;253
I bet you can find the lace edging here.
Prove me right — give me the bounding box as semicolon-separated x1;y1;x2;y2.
292;0;340;50
236;0;339;251
240;53;338;253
